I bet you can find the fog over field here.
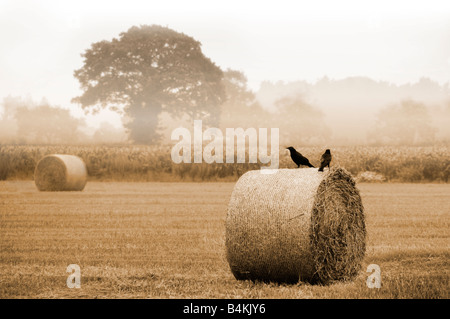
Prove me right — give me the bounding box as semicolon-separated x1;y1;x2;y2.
256;77;450;144
0;0;449;146
1;77;449;146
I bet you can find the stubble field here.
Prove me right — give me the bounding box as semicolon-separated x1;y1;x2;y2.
0;181;448;298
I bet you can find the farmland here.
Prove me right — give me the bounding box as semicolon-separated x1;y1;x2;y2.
1;144;450;183
0;181;448;299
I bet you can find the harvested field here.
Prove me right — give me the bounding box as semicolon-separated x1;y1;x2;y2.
0;181;448;298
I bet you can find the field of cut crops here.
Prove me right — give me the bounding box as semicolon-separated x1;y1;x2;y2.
0;181;448;298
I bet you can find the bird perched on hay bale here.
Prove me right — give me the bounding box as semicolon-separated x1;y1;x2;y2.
286;147;315;168
318;149;332;172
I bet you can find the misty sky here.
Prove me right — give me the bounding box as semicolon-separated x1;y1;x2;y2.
1;0;449;128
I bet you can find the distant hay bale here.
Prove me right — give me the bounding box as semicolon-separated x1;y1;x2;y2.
225;167;366;284
34;154;87;191
356;171;386;183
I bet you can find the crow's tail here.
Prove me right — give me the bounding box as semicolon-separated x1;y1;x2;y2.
318;166;324;171
308;163;315;168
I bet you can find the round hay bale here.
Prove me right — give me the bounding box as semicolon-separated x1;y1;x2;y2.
225;167;366;284
34;154;87;191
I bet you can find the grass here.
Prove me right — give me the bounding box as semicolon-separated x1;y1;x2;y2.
0;181;448;298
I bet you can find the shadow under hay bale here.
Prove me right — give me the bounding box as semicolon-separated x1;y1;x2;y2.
225;167;366;285
34;154;87;191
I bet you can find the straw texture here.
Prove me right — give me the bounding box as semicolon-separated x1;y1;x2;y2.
34;154;87;191
225;167;365;284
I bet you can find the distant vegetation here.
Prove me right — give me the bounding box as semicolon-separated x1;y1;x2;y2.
256;77;450;145
1;145;449;183
1;25;449;185
1;25;450;147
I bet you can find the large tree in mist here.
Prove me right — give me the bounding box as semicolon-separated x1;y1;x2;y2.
73;25;225;144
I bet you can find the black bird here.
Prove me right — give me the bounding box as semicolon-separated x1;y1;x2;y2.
286;147;315;168
318;149;332;172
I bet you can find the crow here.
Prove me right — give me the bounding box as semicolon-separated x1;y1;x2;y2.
318;149;332;172
286;147;315;168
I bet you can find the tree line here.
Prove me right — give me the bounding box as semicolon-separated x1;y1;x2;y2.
1;24;449;146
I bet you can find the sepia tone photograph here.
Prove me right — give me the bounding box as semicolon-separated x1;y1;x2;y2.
0;0;449;306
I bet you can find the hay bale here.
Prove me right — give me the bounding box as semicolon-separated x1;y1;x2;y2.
225;167;366;284
34;154;87;191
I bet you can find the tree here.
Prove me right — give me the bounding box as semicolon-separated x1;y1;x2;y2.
92;122;128;144
15;103;85;144
73;25;225;144
368;100;436;145
274;96;330;145
219;69;270;129
0;96;24;143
